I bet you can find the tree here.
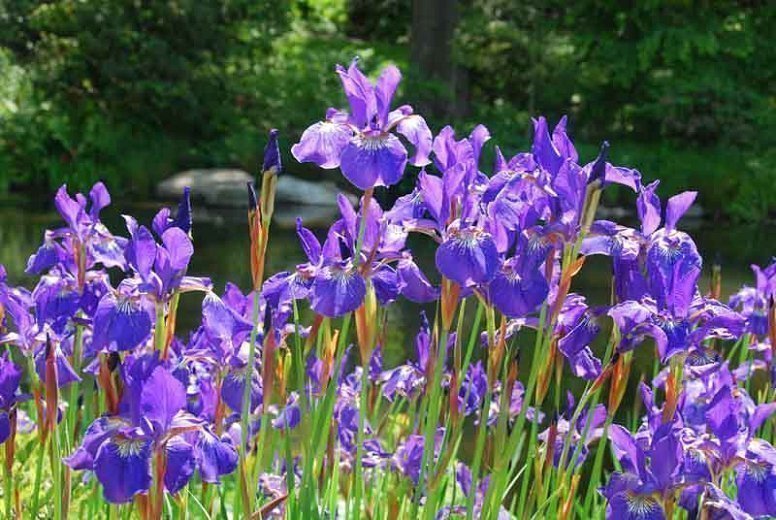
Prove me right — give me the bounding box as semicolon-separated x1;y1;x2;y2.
410;0;467;118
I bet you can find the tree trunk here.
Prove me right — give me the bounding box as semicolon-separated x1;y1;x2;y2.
410;0;467;119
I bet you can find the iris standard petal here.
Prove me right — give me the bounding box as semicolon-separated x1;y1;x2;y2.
140;366;187;431
336;60;377;128
54;185;84;231
531;117;564;176
637;180;661;236
125;225;157;280
88;181;111;220
375;65;401;127
296;218;322;264
664;191;698;231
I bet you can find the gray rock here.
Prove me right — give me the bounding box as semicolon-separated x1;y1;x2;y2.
157;169;355;228
157;169;253;207
275;175;345;207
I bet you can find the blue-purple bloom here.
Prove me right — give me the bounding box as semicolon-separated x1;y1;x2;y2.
0;353;22;444
65;359;237;503
292;59;432;190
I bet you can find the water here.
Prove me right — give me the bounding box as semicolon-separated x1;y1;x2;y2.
1;199;773;366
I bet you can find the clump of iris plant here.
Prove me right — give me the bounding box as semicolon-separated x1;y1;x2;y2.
0;60;772;520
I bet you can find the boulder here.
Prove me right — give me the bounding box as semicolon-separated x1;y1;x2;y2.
157;169;354;228
157;169;252;207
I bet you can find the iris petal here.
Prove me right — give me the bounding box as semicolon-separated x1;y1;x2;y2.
140;366;186;430
310;263;366;317
339;132;408;190
92;293;152;353
435;227;499;286
94;437;152;504
291;121;352;169
164;437;196;495
196;429;238;483
490;265;548;318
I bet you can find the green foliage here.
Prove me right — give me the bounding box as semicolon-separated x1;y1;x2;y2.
0;0;289;193
457;1;774;147
0;0;773;220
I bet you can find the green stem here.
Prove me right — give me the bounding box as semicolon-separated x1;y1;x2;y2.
466;305;497;519
4;448;12;519
488;302;549;519
583;413;614;513
238;291;262;516
31;434;46;518
52;425;62;520
66;322;84;451
153;302;166;354
352;355;369;519
412;316;449;518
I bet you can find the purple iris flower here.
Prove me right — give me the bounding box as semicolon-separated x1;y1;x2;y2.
599;188;744;362
271;392;301;430
483;378;544;427
539;393;606;467
0;353;22;444
199;291;254;360
292;59;432;190
602;418;689;519
88;200;211;356
458;361;488;416
609;295;743;363
123;218;201;300
429;133;498;283
393;429;444;484
729;260;776;337
703;383;776;471
26;182;127;276
583;182;701;309
65;359;236;503
488;230;551;318
379;312;434;402
387;124;500;290
530;117;639;230
295;194;434;317
555;294;602;380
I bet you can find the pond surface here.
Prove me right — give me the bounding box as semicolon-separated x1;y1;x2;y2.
1;199;774;367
